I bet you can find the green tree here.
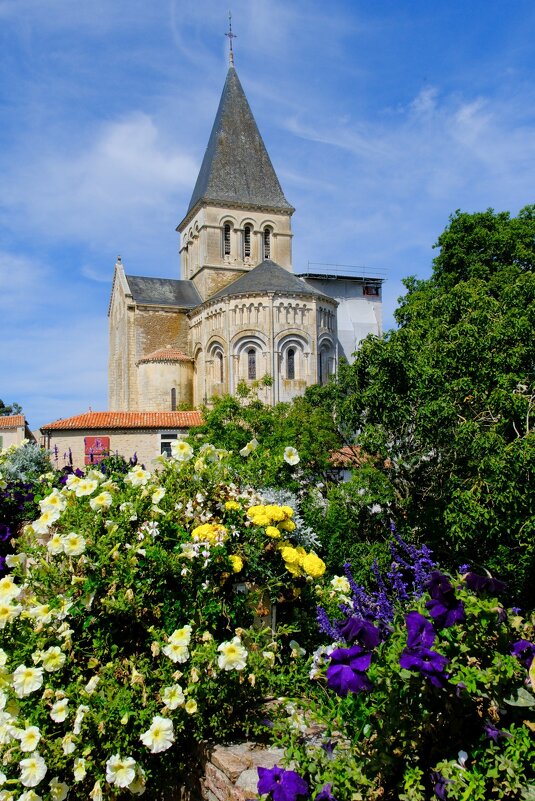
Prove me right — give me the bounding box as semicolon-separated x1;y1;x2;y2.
0;399;22;416
333;206;535;604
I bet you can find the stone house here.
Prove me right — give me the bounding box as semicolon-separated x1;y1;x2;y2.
40;411;202;470
0;415;35;450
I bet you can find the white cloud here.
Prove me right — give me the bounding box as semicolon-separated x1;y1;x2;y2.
3;113;198;249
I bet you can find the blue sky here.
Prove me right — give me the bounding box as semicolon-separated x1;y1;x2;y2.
1;0;535;430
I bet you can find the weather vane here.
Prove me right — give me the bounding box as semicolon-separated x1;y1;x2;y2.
225;11;237;65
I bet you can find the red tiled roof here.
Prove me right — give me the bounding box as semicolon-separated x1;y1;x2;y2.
41;411;203;431
329;445;365;467
137;348;192;364
0;415;25;429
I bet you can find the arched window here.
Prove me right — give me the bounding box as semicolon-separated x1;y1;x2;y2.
216;351;224;383
243;225;252;258
247;348;256;380
171;387;177;411
223;223;231;256
263;227;271;260
287;348;295;380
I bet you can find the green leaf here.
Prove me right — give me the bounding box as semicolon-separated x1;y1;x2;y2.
503;687;535;707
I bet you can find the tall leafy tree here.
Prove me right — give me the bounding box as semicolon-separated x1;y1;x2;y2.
333;206;535;603
0;400;22;416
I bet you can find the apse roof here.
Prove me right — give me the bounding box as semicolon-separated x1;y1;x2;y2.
208;259;332;302
183;66;293;222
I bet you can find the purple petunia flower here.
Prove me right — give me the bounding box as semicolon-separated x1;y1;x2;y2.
483;721;510;743
405;611;436;649
464;572;506;595
335;616;382;649
511;639;535;669
257;766;309;801
399;647;449;688
314;784;338;801
320;740;336;758
425;572;465;629
430;771;452;800
326;645;373;696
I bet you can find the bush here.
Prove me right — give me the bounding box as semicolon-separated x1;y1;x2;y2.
261;540;535;801
0;443;326;798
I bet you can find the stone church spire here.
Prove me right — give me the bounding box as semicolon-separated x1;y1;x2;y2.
182;65;294;225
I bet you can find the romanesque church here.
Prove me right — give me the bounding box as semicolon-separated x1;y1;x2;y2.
108;60;383;412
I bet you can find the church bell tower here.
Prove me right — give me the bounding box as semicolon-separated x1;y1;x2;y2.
176;57;295;302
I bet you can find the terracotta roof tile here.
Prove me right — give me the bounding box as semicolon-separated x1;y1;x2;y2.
329;445;365;467
137;348;193;364
41;411;203;431
0;415;25;429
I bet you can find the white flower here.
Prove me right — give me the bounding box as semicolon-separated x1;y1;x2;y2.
65;474;81;491
161;684;185;710
330;575;351;594
73;757;86;782
0;690;5;711
105;754;137;788
61;734;75;755
18;726;41;752
0;772;5;786
239;438;259;457
49;777;69;801
217;637;248;671
185;699;197;714
0;576;21;603
84;675;100;695
0;602;22;628
151;487;166;504
50;698;69;723
283;446;300;466
369;503;382;514
170;440;193;462
74;478;98;497
89;491;113;512
125;468;151;487
41;647;66;672
26;605;54;625
89;780;103;801
19;791;43;801
61;532;86;556
19;753;47;787
32;509;60;534
140;715;174;753
12;665;44;697
128;767;147;795
46;533;65;555
72;704;89;735
169;625;192;646
39;489;66;514
0;649;6;666
289;640;306;658
162;643;189;663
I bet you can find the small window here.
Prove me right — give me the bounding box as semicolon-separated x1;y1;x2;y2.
161;432;178;456
171;387;177;411
247;348;256;380
287;348;295;380
243;225;252;258
223;223;231;256
263;227;271;260
364;285;380;296
217;351;224;383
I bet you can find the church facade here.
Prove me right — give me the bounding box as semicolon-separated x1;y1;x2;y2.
108;63;383;412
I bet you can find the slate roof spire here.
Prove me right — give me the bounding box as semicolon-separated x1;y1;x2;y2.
184;65;294;219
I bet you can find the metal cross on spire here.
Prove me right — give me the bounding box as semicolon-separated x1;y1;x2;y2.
225;11;237;65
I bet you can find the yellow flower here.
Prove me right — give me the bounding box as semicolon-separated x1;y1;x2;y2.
264;505;286;522
278;520;296;532
229;555;243;573
265;526;281;539
41;647;66;673
280;546;304;565
191;523;227;545
185;699;198;714
225;501;240;511
302;553;326;578
281;506;294;518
